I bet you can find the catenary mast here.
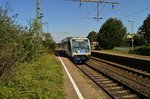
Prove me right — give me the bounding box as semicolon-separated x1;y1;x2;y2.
36;0;43;34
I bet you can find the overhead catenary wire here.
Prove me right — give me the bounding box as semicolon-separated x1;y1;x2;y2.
65;1;109;37
71;2;105;25
65;0;148;38
121;6;150;19
66;0;119;22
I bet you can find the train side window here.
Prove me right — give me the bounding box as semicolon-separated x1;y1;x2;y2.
68;40;71;52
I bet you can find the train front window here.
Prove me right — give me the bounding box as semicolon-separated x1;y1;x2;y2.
72;39;89;50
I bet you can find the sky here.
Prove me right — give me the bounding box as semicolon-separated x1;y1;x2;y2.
0;0;150;42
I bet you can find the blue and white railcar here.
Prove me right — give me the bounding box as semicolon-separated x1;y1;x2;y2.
61;37;91;63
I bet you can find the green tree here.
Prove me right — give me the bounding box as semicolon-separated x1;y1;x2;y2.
87;31;97;42
138;14;150;43
0;4;57;84
22;18;42;61
0;4;42;76
0;5;24;75
43;33;56;52
133;34;146;46
97;18;127;49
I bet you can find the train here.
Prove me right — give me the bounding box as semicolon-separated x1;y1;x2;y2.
61;37;91;63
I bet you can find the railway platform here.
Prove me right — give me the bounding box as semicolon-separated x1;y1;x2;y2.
92;50;150;61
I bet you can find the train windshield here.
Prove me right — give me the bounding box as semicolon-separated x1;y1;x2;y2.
72;39;89;50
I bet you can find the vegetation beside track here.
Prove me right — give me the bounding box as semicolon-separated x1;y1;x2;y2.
130;44;150;56
0;5;65;98
0;53;65;98
0;3;56;75
113;45;150;56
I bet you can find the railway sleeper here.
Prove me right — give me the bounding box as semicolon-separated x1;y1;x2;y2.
111;91;138;99
95;76;106;79
112;90;130;95
101;80;113;84
115;90;129;94
119;94;138;99
94;80;137;98
92;75;104;78
104;83;118;87
106;86;124;90
92;73;103;76
96;78;109;82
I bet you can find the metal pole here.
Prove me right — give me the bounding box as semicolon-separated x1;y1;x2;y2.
131;20;134;52
40;0;42;33
97;2;99;22
128;20;134;52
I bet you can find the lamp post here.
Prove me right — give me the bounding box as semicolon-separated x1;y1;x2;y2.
128;20;134;52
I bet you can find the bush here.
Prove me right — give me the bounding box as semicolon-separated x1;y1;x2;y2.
130;44;150;56
43;33;56;53
0;6;26;75
0;5;56;76
133;35;146;46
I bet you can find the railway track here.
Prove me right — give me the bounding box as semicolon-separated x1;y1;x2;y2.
77;58;150;99
91;51;150;72
91;57;150;79
56;50;150;98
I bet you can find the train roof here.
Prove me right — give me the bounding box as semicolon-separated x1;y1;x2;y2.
68;37;88;39
61;37;89;43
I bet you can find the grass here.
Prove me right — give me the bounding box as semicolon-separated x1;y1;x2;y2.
0;53;65;99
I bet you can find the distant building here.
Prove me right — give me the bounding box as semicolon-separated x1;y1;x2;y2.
91;41;98;46
126;34;132;39
91;41;98;49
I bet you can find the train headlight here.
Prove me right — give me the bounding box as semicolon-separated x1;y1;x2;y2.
77;50;80;53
